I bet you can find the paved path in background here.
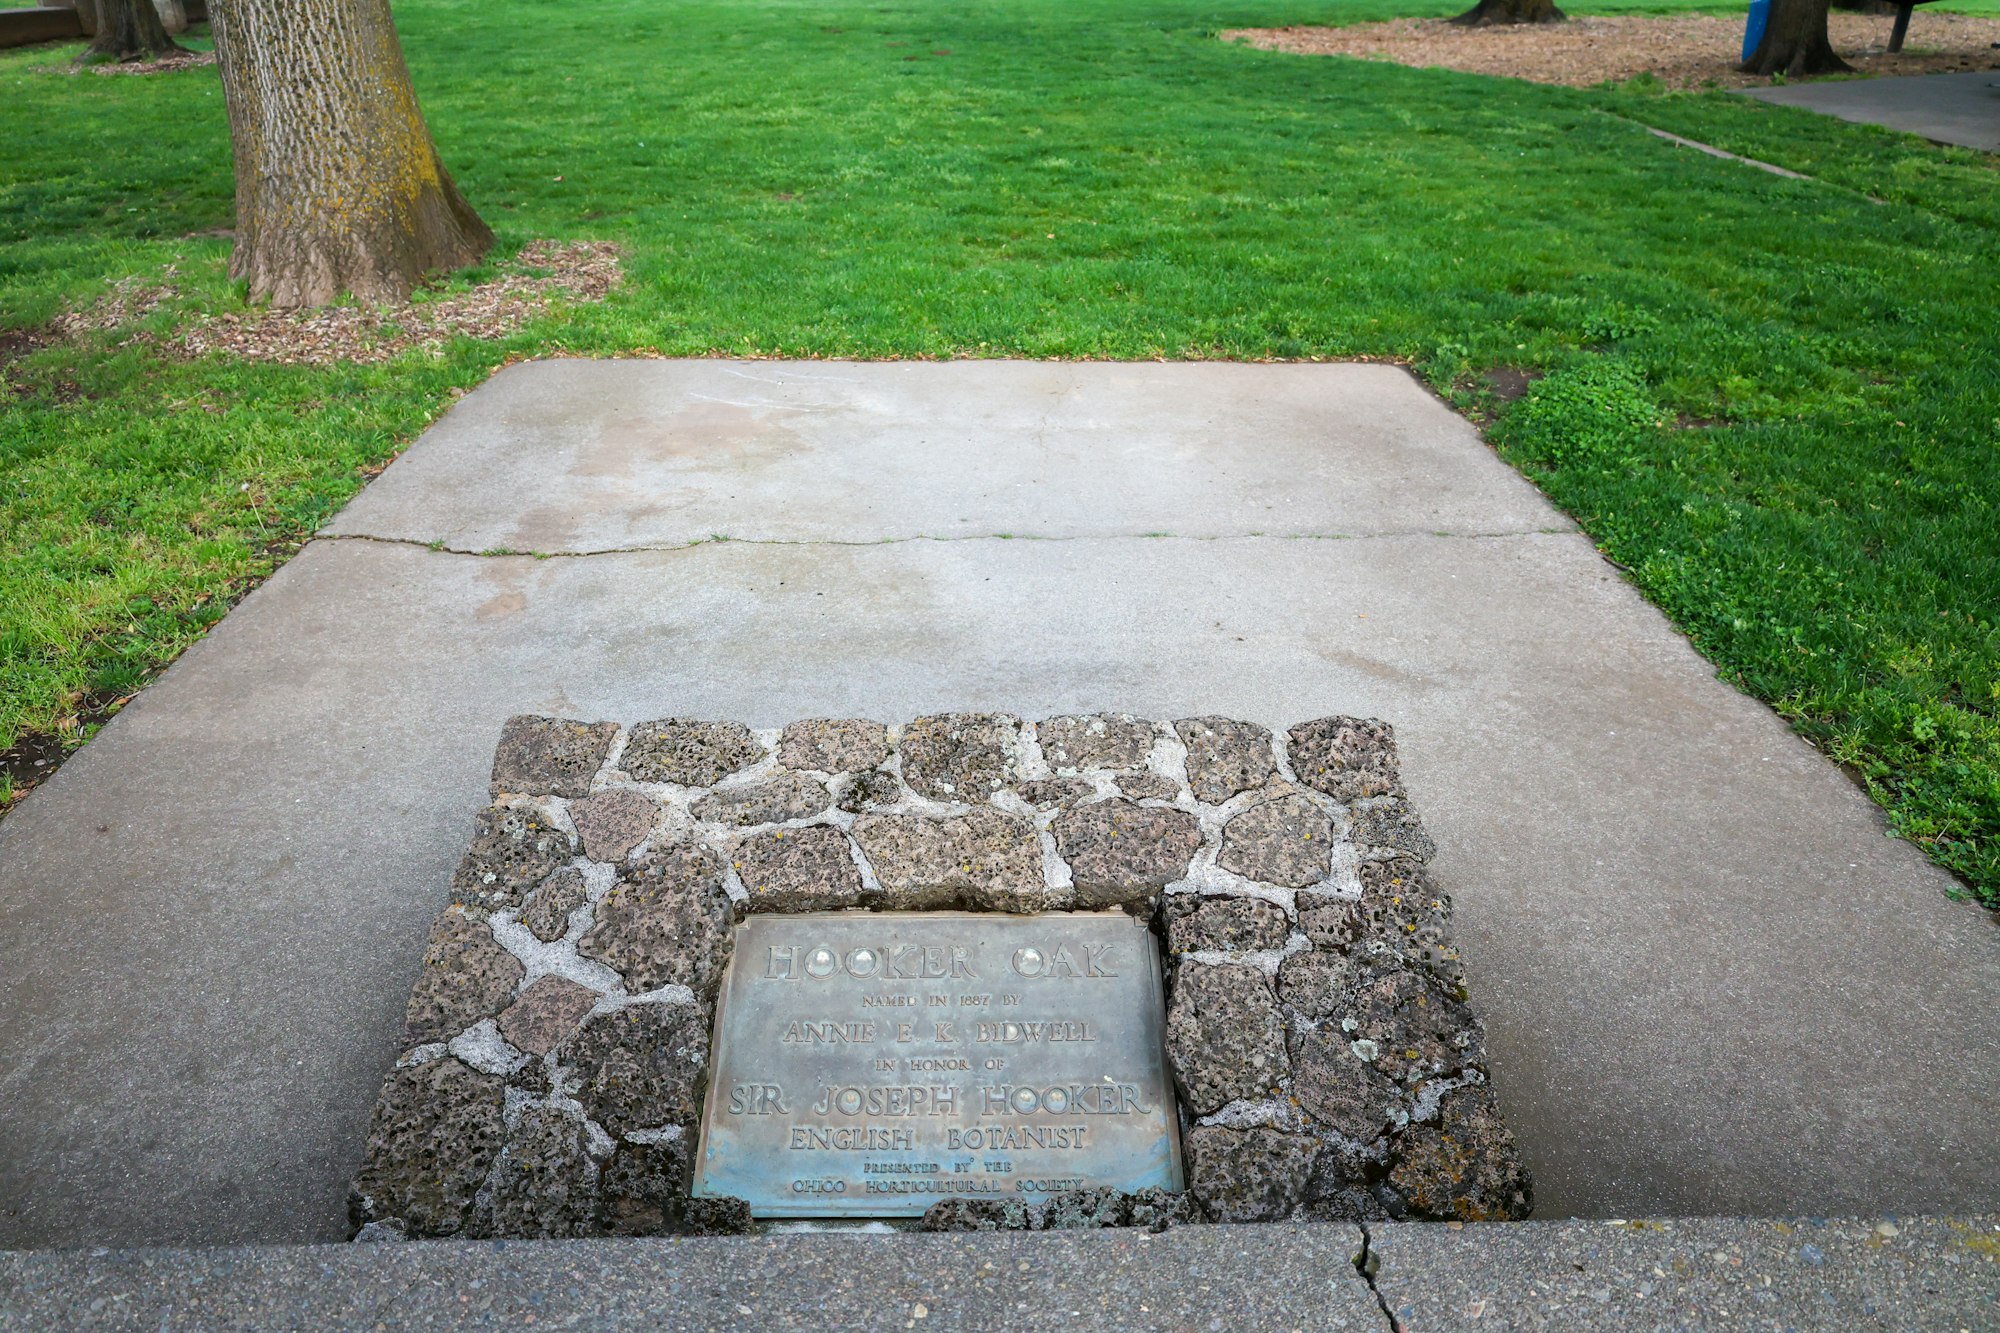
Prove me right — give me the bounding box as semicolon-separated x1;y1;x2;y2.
0;361;1993;1248
2;1218;1994;1328
1739;70;2000;153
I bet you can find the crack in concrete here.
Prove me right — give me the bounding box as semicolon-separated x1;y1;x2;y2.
318;528;1572;560
1354;1223;1402;1332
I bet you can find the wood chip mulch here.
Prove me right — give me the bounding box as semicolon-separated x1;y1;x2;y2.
53;240;622;367
87;50;217;76
1223;13;2000;89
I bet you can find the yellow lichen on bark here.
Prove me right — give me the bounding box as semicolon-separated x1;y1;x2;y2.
211;0;492;308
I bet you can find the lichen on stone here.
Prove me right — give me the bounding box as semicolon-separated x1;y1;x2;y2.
732;824;865;913
576;842;735;996
450;805;575;912
1052;798;1201;909
898;712;1020;801
1174;716;1277;805
402;906;523;1046
778;718;890;774
692;774;832;827
621;718;765;787
488;715;619;798
1037;713;1158;773
356;711;1533;1240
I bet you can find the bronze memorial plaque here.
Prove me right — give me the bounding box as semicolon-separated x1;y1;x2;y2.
690;911;1183;1217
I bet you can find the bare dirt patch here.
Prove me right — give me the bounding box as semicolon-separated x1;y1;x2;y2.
1224;13;2000;89
54;239;622;367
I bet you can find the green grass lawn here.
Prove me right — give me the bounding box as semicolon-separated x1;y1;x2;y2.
2;0;1995;905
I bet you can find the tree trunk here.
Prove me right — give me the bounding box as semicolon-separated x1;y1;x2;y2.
1742;0;1851;75
209;0;493;308
76;0;185;63
1450;0;1565;26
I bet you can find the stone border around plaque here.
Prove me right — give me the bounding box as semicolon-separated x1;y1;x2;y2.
347;713;1532;1241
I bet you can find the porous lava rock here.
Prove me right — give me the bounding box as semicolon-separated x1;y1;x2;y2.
1384;1084;1533;1222
1037;714;1158;772
679;1196;756;1234
692;774;832;827
1013;777;1092;810
565;1002;709;1135
778;718;890;774
1217;789;1334;888
577;842;734;996
1168;896;1291;955
835;768;903;814
489;715;618;798
1287;716;1402;803
450;806;574;911
1183;1125;1319;1223
1349;797;1436;862
519;867;588;943
467;1105;598;1238
1166;962;1289;1114
349;1057;505;1237
732;824;864;912
1126;1186;1203;1229
852;809;1053;912
1051;798;1201;908
899;712;1020;801
622;718;764;787
567;788;659;863
1302;858;1463;993
1275;948;1370;1018
598;1138;692;1236
358;710;1532;1241
403;906;523;1046
1287;1024;1402;1141
497;974;600;1056
1305;1137;1394;1222
920;1187;1203;1232
1037;1187;1131;1229
1174;716;1277;805
1115;772;1181;802
1334;964;1482;1085
919;1198;1032;1231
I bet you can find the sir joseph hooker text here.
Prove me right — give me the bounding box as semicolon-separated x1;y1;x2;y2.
691;913;1183;1215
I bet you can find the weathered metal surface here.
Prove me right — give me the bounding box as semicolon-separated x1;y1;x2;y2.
690;911;1183;1217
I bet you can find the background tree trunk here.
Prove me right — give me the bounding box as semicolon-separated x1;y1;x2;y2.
1743;0;1851;74
1451;0;1565;25
209;0;493;308
77;0;184;62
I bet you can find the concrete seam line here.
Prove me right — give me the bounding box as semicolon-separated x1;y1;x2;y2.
315;529;1574;560
1640;125;1812;180
1595;110;1887;204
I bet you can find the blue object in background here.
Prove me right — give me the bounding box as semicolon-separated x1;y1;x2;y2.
1743;0;1771;61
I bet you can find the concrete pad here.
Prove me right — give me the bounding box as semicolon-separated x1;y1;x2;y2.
0;361;1994;1250
321;360;1570;551
3;1218;1992;1329
1739;71;2000;154
0;1225;1384;1329
1369;1214;2000;1328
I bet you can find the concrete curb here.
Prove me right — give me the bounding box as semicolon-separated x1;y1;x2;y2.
2;1216;1993;1330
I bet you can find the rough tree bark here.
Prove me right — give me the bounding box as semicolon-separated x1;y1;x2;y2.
1451;0;1565;26
209;0;492;308
76;0;186;63
1743;0;1851;75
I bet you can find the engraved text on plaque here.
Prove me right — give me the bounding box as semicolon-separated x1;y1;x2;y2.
689;911;1183;1216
